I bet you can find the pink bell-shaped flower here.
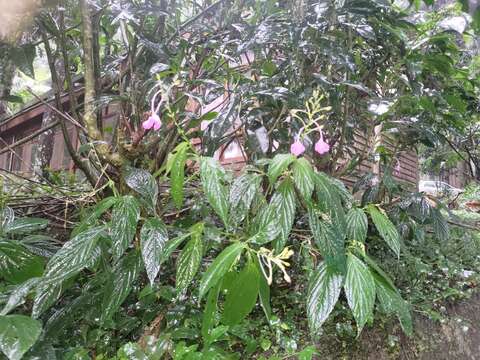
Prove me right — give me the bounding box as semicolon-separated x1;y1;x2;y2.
290;140;306;156
143;88;163;131
142;113;161;130
314;129;330;155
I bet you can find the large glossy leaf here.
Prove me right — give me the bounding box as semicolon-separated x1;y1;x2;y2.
292;158;315;200
20;235;59;258
221;261;259;326
4;218;48;235
431;207;449;242
0;241;43;284
229;173;261;225
1;278;39;315
0;315;42;360
373;273;412;336
200;157;229;227
0;207;14;234
366;205;401;257
170;142;189;209
140;218;169;285
250;201;281;245
41;226;104;285
111;196;140;261
270;177;296;252
307;262;343;334
125;167;158;213
315;173;346;235
307;204;345;272
32;282;63;318
344;254;376;335
176;225;203;294
268;154;295;185
198;242;244;300
102;251;142;323
346;208;368;243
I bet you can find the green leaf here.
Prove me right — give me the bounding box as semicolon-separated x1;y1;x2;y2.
346;208;368;242
307;204;345;272
307;262;343;334
298;346;319;360
198;242;244;301
140;218;169;285
0;241;43;284
1;278;40;315
4;218;48;235
201;283;221;342
315;173;346;235
373;273;413;336
102;251;142;323
229;173;261;225
176;226;203;294
160;233;191;263
363;253;396;290
257;258;272;321
32;282;63;318
200;157;229;227
125;167;158;214
111;196;140;261
268;154;295;185
271;177;296;252
170;142;189;209
0;315;42;360
250;200;281;245
41;226;104;285
292;158;315;200
221;261;259;326
366;205;401;257
431;208;449;242
0;207;14;234
344;254;376;335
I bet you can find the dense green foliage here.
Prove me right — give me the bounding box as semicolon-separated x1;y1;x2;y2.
0;0;480;358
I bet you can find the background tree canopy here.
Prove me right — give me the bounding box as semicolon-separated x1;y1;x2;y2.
0;0;479;358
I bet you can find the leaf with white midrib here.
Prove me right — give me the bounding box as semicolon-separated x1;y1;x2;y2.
268;153;295;185
292;158;315;200
229;173;261;225
140;218;169;285
271;177;296;252
176;232;203;294
110;196;140;261
307;262;343;333
200;157;229;228
102;251;142;323
42;226;104;285
344;253;376;335
346;208;368;242
367;205;401;257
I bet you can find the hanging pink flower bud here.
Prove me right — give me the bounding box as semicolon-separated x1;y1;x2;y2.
290;140;306;156
314;129;330;155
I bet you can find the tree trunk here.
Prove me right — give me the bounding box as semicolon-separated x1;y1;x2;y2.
0;44;15;117
31;58;65;181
